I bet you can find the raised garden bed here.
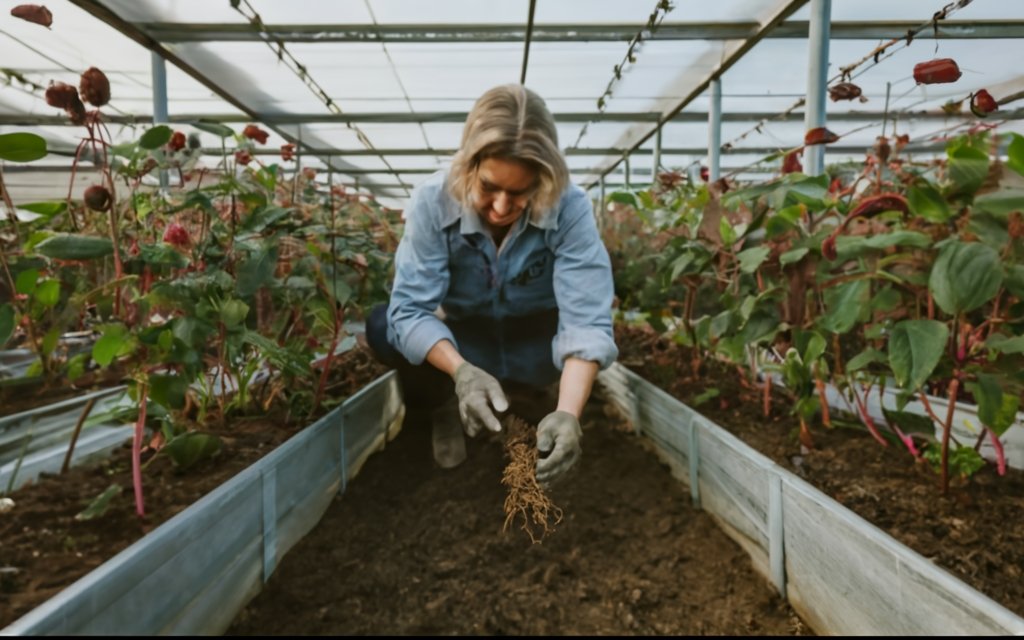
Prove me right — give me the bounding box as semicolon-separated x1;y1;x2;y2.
612;323;1024;632
0;345;390;631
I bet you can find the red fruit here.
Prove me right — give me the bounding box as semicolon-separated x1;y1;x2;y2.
828;82;862;102
167;131;186;152
913;58;962;85
44;81;87;125
83;185;111;211
242;124;269;144
163;223;190;248
782;150;802;174
79;67;110;107
970;89;998;117
235;150;252;166
280;143;296;162
10;4;52;27
804;127;839;146
699;166;709;182
846;193;909;221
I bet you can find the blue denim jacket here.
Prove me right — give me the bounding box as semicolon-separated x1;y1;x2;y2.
386;170;618;385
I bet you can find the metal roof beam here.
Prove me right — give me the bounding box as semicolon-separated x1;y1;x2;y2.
139;20;1024;43
6;108;1019;127
191;143;963;157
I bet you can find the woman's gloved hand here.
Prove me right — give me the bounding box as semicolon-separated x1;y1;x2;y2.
453;362;508;436
535;410;582;487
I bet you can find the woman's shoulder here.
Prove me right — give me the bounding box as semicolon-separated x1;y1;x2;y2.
406;169;460;224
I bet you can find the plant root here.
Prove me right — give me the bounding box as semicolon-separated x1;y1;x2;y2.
501;415;563;543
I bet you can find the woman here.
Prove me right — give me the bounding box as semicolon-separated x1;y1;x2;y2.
366;83;617;487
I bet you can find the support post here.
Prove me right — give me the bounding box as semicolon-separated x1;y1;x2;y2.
803;0;832;177
151;52;169;190
708;78;722;182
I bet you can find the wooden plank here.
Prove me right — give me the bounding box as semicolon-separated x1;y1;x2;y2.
782;475;1024;635
695;419;773;579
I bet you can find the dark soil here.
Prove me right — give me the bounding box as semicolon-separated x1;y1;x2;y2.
0;345;390;629
609;323;1024;620
227;391;807;635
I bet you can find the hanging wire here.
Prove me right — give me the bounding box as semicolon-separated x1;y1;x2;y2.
716;0;978;162
520;0;538;85
231;0;410;198
569;0;675;150
362;0;436;170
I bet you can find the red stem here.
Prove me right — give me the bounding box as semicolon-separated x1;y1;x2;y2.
133;382;148;518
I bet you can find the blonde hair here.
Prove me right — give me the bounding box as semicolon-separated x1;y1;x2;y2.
448;84;569;217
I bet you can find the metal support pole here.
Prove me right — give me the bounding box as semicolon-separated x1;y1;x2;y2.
653;128;662;182
803;0;832;177
624;156;631;190
708;78;722;182
598;174;606;229
151;52;169;190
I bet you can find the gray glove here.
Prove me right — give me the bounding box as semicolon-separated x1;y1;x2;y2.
453;362;508;437
535;410;582;487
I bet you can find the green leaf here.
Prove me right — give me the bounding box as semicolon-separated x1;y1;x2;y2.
17;201;66;218
240;206;290;234
719;218;737;246
928;242;1002;315
139;125;173;150
986;333;1024;355
881;408;935;434
235;247;277;298
819;279;869;334
907;184;952;223
148;374;189;410
0;304;16;346
869;287;901;313
220;299;250;328
161;431;222;470
690;387;720;407
946;143;989;198
974;189;1024;216
35;234;114;260
968;374;1020;436
74;484;123;521
863;230;932;250
139;242;189;268
888;319;949;391
736;246;770;273
846;347;886;372
40;327;59;356
66;352;88;382
0;132;47;163
15;269;38;295
191;120;235;138
34;279;60;307
608;191;638;208
779;247;808;266
93;325;128;367
1007;133;1024;178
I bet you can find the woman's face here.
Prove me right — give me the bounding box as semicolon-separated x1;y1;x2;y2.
471;157;538;229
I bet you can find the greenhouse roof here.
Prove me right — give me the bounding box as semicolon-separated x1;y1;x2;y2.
2;0;1023;209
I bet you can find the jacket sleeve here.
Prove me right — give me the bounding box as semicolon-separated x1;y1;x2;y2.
386;182;457;365
549;189;619;370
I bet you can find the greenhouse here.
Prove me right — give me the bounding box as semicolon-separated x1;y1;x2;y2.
1;0;1024;635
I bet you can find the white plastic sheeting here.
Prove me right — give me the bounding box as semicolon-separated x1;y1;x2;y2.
1;0;1022;207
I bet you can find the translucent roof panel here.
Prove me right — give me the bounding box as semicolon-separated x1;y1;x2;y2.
2;0;1022;206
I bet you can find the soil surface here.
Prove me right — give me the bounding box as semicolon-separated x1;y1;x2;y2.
227;390;807;636
609;323;1024;620
0;345;390;629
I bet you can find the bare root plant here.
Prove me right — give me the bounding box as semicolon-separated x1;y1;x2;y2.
501;415;562;543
